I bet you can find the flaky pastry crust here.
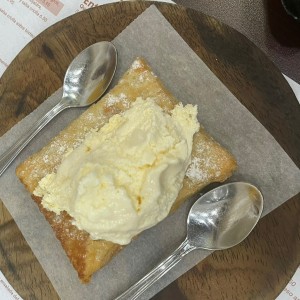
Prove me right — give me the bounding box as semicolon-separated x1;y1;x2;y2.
16;57;237;283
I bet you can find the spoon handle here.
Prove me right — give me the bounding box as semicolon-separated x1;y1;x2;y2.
0;100;69;177
115;238;195;300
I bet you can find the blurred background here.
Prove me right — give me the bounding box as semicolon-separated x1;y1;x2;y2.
174;0;300;83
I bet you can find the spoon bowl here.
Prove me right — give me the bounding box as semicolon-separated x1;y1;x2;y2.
116;182;263;300
188;182;263;250
0;41;117;176
63;41;117;107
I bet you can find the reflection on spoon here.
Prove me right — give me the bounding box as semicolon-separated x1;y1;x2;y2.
282;0;300;20
0;41;117;177
116;182;263;300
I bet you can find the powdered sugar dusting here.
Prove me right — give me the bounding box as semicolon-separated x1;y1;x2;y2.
186;140;222;184
186;157;209;182
138;71;152;83
106;93;130;108
139;74;145;82
131;59;143;70
43;154;49;164
85;112;98;121
50;140;67;155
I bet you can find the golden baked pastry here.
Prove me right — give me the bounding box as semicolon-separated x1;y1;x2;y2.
16;57;237;283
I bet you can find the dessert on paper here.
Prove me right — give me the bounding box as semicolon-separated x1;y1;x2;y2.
0;5;299;300
16;57;237;282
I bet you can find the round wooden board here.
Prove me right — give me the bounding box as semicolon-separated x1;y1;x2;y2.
0;2;299;299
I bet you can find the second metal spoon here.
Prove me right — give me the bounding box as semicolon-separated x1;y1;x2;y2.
0;41;117;176
116;182;264;300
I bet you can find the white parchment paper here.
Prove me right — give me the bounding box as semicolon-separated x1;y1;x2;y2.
0;5;299;300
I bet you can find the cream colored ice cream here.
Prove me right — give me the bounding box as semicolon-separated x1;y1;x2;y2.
34;98;199;245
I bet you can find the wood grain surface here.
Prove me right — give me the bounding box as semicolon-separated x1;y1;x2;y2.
0;2;299;299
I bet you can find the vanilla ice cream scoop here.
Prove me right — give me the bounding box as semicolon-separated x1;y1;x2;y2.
34;98;199;245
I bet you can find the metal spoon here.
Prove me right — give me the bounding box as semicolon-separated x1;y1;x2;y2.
0;41;117;177
116;182;263;300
